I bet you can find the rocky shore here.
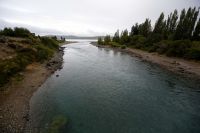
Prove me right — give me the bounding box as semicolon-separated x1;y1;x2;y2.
0;47;65;133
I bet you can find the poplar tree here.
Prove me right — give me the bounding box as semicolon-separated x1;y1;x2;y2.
98;37;103;45
174;7;199;40
138;19;152;37
163;10;178;39
120;29;129;44
193;18;200;41
153;12;165;34
104;35;111;44
188;7;199;39
112;30;120;43
130;23;139;36
169;10;179;34
174;9;186;40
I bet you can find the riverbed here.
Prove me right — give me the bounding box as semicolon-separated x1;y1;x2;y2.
29;40;200;133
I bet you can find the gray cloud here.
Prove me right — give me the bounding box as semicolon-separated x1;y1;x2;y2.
0;0;199;36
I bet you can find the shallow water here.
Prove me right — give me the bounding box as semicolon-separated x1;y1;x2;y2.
29;41;200;133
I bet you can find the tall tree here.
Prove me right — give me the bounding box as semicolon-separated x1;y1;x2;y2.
130;23;139;36
104;35;111;44
193;18;200;41
98;37;103;45
188;7;199;39
112;30;120;43
120;29;129;44
138;19;152;37
169;10;179;34
174;9;186;40
163;10;178;39
174;7;199;40
153;12;165;34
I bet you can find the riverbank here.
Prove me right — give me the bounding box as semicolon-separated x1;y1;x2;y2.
91;42;200;80
0;46;65;133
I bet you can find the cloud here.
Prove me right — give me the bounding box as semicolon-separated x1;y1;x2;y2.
0;0;199;36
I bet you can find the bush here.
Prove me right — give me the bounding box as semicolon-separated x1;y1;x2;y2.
146;33;163;44
40;37;59;49
0;28;14;36
186;48;200;60
120;45;126;49
104;35;111;45
13;27;31;37
34;45;54;62
108;42;126;49
109;42;120;47
165;40;191;57
130;35;146;46
0;27;32;38
156;40;172;54
0;27;61;87
154;40;192;57
185;42;200;60
0;54;32;86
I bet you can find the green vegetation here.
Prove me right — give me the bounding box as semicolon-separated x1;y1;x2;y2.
47;115;68;133
0;27;62;87
98;7;200;60
0;27;33;38
98;35;126;49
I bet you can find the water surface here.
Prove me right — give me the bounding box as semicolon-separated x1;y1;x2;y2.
29;40;200;133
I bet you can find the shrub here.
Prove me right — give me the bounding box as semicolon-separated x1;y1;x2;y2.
0;28;61;87
0;28;14;36
186;48;200;60
165;40;191;57
40;37;59;49
130;35;146;46
109;42;120;47
185;42;200;60
156;40;171;54
34;45;54;62
104;35;111;45
0;54;32;86
120;45;126;49
0;27;32;38
146;33;163;44
13;27;31;37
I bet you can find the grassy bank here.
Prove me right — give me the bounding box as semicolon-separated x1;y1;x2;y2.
0;27;64;87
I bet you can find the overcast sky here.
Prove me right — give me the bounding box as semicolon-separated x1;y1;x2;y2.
0;0;199;36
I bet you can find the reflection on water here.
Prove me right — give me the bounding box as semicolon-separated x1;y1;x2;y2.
29;41;200;133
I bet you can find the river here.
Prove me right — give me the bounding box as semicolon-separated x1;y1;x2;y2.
29;40;200;133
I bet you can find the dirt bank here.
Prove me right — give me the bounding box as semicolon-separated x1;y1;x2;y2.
0;47;64;133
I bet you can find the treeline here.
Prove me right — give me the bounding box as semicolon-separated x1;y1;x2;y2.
98;7;200;60
0;27;62;86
